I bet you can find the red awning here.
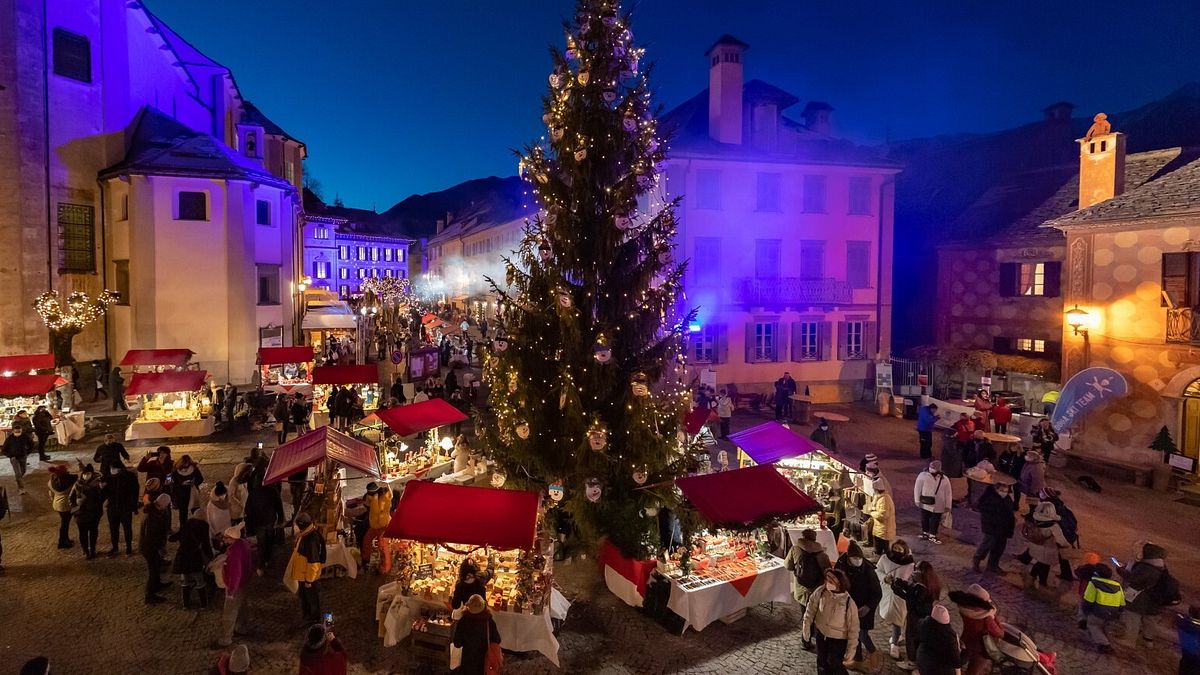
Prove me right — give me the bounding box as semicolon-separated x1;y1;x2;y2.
384;481;540;550
263;426;381;485
125;370;208;396
675;464;821;529
311;364;379;385
421;313;438;324
0;354;55;373
0;374;62;397
684;407;712;435
120;349;194;367
257;346;316;366
372;399;468;436
728;422;827;465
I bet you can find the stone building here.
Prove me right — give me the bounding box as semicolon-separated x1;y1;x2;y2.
301;191;415;300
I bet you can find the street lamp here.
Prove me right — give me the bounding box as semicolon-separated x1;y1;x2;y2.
1065;305;1090;336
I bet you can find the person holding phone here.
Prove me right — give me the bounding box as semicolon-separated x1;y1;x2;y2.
298;622;347;675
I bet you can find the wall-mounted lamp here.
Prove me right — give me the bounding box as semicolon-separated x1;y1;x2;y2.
1065;304;1090;336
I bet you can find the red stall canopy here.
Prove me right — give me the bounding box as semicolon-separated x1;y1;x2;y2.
257;346;316;366
120;349;194;368
384;481;540;550
371;399;468;436
263;426;381;485
311;364;379;385
728;422;826;465
0;374;62;397
684;407;712;436
125;370;208;396
0;354;55;373
675;464;821;529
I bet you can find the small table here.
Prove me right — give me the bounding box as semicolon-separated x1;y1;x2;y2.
810;411;850;423
789;395;812;424
983;433;1021;444
666;558;791;632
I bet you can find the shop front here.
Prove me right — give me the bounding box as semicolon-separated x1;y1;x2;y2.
310;364;382;428
0;374;84;445
362;399;469;485
124;370;214;440
257;346;316;399
119;348;195;373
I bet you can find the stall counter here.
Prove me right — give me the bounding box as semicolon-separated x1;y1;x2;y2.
665;556;791;632
125;416;215;441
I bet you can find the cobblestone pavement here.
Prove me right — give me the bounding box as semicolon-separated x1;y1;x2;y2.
0;404;1191;673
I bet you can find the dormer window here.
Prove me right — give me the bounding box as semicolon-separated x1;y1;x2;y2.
245;132;257;157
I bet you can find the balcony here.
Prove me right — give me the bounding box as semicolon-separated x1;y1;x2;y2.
736;277;853;306
1167;307;1200;343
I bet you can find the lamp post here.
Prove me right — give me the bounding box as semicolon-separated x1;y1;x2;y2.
294;276;312;346
1065;304;1091;377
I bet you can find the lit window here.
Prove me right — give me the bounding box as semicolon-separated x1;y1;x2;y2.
357;268;366;280
384;248;393;262
57;203;95;272
314;261;330;280
753;322;776;362
371;247;379;261
338;245;348;260
385;269;394;278
339;285;349;297
842;321;865;360
315;227;329;240
1020;263;1045;296
339;267;348;280
1015;338;1046;353
397;248;406;262
357;246;366;260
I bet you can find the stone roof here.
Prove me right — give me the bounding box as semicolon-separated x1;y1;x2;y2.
242;101;304;147
99;106;292;190
1046;148;1200;227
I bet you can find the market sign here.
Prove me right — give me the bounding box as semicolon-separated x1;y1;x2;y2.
1050;367;1129;433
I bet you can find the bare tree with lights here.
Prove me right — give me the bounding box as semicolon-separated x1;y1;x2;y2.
33;290;119;367
480;0;695;558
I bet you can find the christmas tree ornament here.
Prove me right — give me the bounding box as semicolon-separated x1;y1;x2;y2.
551;127;564;141
585;477;603;503
548;482;565;502
553;348;563;361
538;240;553;262
593;340;612;364
577;70;590;86
603;89;617;103
549;72;563;89
717;449;730;471
623;114;637;132
508;371;519;393
494;335;509;352
587;420;608;450
656;244;672;264
565;48;578;61
630;372;650;397
632;467;648;485
491;471;507;488
515;421;531;439
559;389;568;410
555;286;573;309
614;214;631;231
574;148;587;162
542;113;553;125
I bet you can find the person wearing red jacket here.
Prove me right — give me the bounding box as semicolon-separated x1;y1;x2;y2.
991;398;1014;434
299;623;347;675
949;584;1005;675
952;413;975;444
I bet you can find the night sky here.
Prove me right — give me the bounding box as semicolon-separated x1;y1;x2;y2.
148;0;1200;209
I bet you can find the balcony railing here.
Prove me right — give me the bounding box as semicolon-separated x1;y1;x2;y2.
737;277;853;306
1167;307;1200;343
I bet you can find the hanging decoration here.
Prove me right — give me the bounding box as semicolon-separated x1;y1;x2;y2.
587;420;609;451
515;420;531;440
585;477;603;503
548;482;565;502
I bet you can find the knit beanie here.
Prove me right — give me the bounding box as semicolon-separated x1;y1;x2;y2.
967;583;991;602
846;540;865;559
154;493;172;509
931;604;951;625
229;644;250;673
1142;543;1167;560
864;453;878;464
928;460;942;473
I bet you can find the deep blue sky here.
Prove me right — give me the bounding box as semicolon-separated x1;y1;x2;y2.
149;0;1200;209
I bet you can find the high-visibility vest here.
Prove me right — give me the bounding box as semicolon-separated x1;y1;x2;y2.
1042;390;1060;404
1084;577;1125;609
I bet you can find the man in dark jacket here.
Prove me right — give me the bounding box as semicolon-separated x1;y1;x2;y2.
835;541;883;668
1032;419;1060;463
244;468;285;574
32;406;53;461
289;395;309;434
972;482;1017;573
1118;542;1176;643
390;376;406;405
964;430;994;468
140;493;173;604
273;395;290;445
172;507;214;608
93;434;129;474
101;460;139;555
2;426;33;494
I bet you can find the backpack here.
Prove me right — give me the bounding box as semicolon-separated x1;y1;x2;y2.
1022;521;1052;544
1149;568;1182;607
795;549;826;590
0;486;8;520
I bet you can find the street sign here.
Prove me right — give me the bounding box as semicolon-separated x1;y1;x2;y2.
390;350;403;365
917;374;929;386
876;363;893;391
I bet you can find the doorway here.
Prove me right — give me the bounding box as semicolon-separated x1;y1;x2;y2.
1179;380;1200;472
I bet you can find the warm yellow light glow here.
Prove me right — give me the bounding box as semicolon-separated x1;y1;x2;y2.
1066;304;1090;335
439;436;454;451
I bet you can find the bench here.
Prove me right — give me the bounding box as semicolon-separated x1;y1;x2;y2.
1061;450;1151;486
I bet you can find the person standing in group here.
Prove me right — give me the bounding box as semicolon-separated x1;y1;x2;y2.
1018;452;1046;511
801;568;860;675
876;539;915;659
47;465;76;549
362;482;394;574
32;406;53;461
991;397;1013;434
93;434;129;474
273;395;290;445
450;594;501;675
109;366;128;411
287;469;308;525
810;418;838;453
1079;563;1125;653
101;460;139;555
218;524;253;647
170;455;205;534
915;604;962;675
716;388;733;439
2;425;33;495
973;390;994;433
952;413;974;446
835;542;882;672
174;506;214;609
916;402;938;460
290;513;327;625
299;623;347;675
290;394;309;436
245;468;285;576
913;461;952;544
71;464;104;560
390;375;407;406
140;493;173;604
891;561;942;671
1032;418;1060;463
1118;542;1179;645
949;584;1004;675
786;528;832;649
773;374;790;422
972;480;1017;574
866;479;895;557
138;446;175;483
207;482;233;545
1022;502;1070;590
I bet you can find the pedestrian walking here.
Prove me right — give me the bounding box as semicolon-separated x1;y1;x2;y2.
171;455;205;533
876;539;915;658
1042;487;1080;580
299;623;348;675
972;480;1016;573
450;594;501;675
1018;452;1046;511
362;482;394;574
174;506;214;608
786;527;832;649
1022;501;1070;590
1118;542;1180;644
1032;418;1059;463
810;417;838;453
289;513;327;625
32;405;53;461
916;403;938;459
140;493;173;604
93;434;129;474
2;426;33;494
836;542;882;672
109;366;128;411
390;375;407;405
801;568;859;675
891;560;942;671
101;460;139;555
70;464;104;559
218;524;253;647
716;388;733;438
991;398;1013;434
92;360;108;401
47;465;76;549
273;395;290;445
949;584;1004;675
913;461;952;544
866;479;895;557
1080;563;1124;653
915;604;962;675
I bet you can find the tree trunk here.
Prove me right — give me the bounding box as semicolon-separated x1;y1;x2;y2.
959;367;968;399
49;328;78;367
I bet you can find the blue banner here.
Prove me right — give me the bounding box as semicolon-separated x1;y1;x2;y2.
1050;367;1129;432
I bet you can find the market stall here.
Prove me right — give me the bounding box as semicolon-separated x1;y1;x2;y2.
257;346;315;399
302;293;359;362
0;374;82;444
0;353;56;376
310;364;381;428
663;464;820;632
377;481;568;665
124;370;214;440
365;399;468;484
263;425;382;579
119;348;195;372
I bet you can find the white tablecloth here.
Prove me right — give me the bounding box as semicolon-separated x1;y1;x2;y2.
125;416;215;440
322;540;358;579
666;560;792;632
52;410;86;445
784;526;838;561
265;383;313;399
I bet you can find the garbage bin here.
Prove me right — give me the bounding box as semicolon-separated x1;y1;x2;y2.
903;396;920;420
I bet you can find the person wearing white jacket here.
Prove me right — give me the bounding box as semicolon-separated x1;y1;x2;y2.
913;461;953;544
802;568;860;674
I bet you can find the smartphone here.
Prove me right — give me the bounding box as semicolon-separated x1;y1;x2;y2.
323;612;334;627
1110;556;1122;567
257;442;264;450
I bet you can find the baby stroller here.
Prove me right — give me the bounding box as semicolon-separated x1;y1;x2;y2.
983;622;1056;675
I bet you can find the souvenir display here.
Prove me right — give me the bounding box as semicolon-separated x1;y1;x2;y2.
403;546;552;615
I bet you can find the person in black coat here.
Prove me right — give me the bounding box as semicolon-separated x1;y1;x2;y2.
172;507;214;608
139;494;173;604
101;460;139;555
451;558;494;610
289;396;309;433
451;594;501;674
972;481;1017;573
70;464;105;559
92;434;129;474
32;406;53;461
916;605;962;675
892;561;942;669
835;541;883;666
169;455;204;533
244;467;284;573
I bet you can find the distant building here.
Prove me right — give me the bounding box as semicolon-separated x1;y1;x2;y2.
302;190;414;300
426;211;525;308
0;0;305;383
660;36;901;402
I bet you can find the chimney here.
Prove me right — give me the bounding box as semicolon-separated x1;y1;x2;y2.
1042;101;1075;122
1077;112;1126;209
436;218;445;235
706;35;747;144
802;102;834;136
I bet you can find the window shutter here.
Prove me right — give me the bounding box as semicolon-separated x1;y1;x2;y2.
773;322;784;362
1163;252;1189;307
716;326;729;364
791;322;802;361
864;321;878;359
836;322;849;361
1044;341;1062;361
992;337;1010;354
820;322;832;361
1043;262;1062;297
999;263;1018;297
744;322;755;363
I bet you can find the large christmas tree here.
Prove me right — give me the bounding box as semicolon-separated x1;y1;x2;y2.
481;0;693;558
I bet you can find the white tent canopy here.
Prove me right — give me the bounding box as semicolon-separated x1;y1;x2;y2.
302;302;357;330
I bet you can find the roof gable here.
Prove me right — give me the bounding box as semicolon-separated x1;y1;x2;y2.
1048;149;1200;227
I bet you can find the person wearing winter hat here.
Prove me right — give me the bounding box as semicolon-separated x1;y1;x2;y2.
218;523;253;647
451;594;501;674
835;541;883;671
71;463;104;559
47;463;77;549
891;560;942;670
913;461;952;544
1074;551;1105;599
212;643;251;674
139;492;174;604
915;604;962;675
1023;502;1069;590
101;459;139;556
802;569;860;674
207;481;233;544
859;454;879;473
972;480;1016;574
876;539;915;658
949;584;1004;674
785;527;832;636
866;478;895;556
1018;451;1046;508
362;481;394;574
1080;563;1124;653
298;623;347;675
19;656;49;675
1118;542;1176;644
